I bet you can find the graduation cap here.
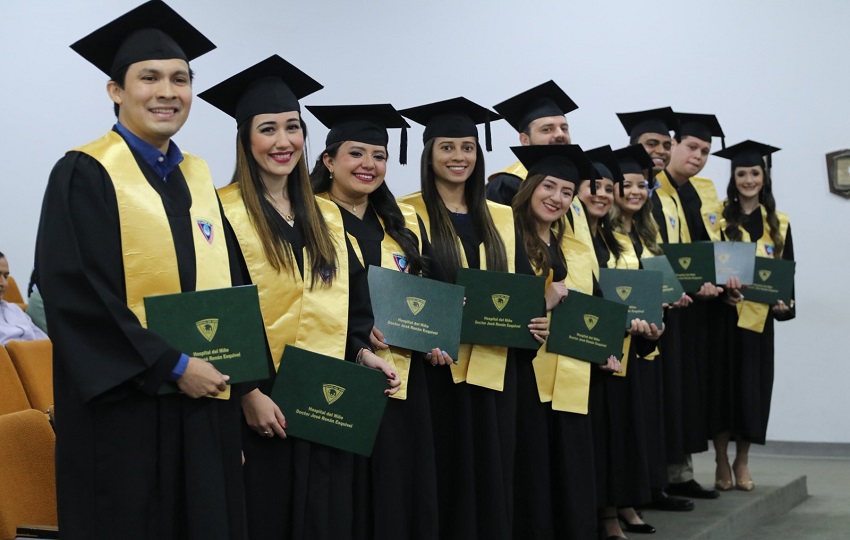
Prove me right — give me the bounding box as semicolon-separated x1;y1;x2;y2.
713;139;780;171
493;80;578;133
307;104;411;164
70;0;215;79
585;145;625;196
399;97;501;151
510;144;595;187
613;144;654;177
616;107;677;141
676;112;725;148
198;55;323;126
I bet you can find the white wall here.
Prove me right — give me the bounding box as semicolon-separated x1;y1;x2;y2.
2;0;848;442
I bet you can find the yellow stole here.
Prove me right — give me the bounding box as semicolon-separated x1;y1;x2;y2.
654;171;690;243
608;231;638;378
74;131;231;327
490;160;527;182
332;195;422;400
218;185;350;369
397;192;516;392
724;206;790;333
690;177;723;241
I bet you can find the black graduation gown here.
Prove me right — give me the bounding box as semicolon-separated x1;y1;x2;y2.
36;149;247;540
513;241;597;540
626;232;669;491
340;207;440;540
424;212;529;540
588;232;653;508
650;179;712;459
707;216;795;445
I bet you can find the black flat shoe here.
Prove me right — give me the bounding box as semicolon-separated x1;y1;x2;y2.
620;520;656;534
667;479;720;499
647;489;695;512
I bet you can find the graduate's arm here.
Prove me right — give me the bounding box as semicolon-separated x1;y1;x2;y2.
36;153;185;402
485;173;521;205
344;234;374;361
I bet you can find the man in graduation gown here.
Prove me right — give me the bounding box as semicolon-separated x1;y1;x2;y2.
485;80;577;205
648;113;726;501
35;2;247;538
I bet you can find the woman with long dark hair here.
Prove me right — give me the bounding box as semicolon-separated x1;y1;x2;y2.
396;98;549;540
199;58;399;540
509;144;615;540
709;141;794;492
580;146;663;540
308;103;440;540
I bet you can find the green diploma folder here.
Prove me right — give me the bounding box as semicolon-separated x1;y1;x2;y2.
368;266;464;359
640;255;686;304
598;268;664;328
145;285;269;392
743;258;795;305
455;268;545;350
714;242;757;285
270;346;388;457
547;290;628;364
662;242;716;292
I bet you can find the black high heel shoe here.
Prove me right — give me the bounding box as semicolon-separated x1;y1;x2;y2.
617;511;657;534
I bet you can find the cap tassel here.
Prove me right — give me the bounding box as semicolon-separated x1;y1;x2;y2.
485;119;493;152
721;136;726;150
400;126;408;165
619;181;625;197
591;176;597;195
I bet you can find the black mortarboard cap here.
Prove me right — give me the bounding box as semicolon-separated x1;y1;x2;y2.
616;107;678;140
613;144;654;177
510;144;595;187
585;145;625;195
70;0;215;78
198;55;323;126
676;112;725;148
307;104;411;164
713;139;780;171
493;80;578;133
399;97;502;151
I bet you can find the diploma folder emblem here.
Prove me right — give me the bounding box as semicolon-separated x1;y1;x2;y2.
322;384;346;404
679;257;692;269
584;314;599;330
615;286;632;301
492;294;510;312
717;253;731;264
759;269;772;281
196;318;219;342
406;297;426;315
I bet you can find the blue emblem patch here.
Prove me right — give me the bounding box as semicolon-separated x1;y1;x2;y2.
765;244;774;256
197;219;214;244
709;213;717;226
670;217;677;228
393;253;408;272
572;202;581;216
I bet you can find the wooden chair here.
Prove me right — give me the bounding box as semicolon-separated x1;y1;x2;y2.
4;276;27;311
0;345;30;415
0;409;58;540
5;340;53;413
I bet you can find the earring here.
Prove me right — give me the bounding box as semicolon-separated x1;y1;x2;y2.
330;171;334;180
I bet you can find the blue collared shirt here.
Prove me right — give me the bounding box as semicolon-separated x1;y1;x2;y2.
114;122;184;181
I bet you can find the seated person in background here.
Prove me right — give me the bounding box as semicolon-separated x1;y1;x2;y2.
0;251;48;344
27;268;49;334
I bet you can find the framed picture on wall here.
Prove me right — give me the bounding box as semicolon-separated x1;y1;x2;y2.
826;149;850;199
